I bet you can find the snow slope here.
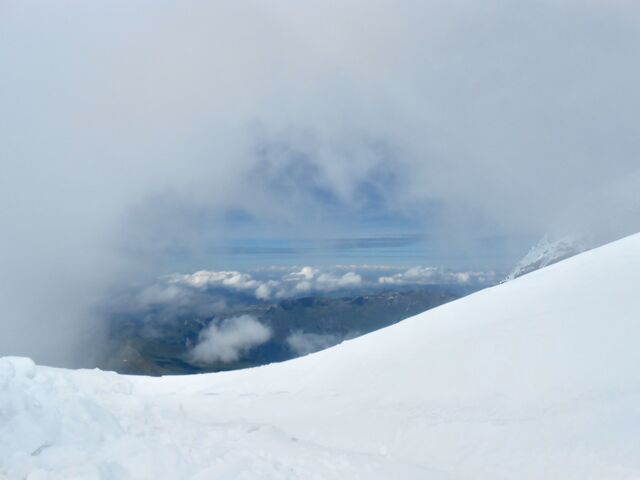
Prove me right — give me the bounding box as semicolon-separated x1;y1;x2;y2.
2;233;640;479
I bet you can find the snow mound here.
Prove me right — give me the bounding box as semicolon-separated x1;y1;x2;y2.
3;233;640;479
505;234;587;281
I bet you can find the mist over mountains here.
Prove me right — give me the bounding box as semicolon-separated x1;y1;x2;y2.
101;264;490;374
3;0;640;366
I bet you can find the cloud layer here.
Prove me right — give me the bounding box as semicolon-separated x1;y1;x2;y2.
378;267;495;287
153;265;494;306
188;315;271;364
286;331;351;357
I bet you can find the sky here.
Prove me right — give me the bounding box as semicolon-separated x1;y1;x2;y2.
1;0;640;366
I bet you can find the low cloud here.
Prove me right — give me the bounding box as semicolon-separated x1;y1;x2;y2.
285;267;363;295
188;315;271;364
285;331;346;356
317;271;363;290
142;264;492;306
118;282;228;323
287;266;318;281
378;267;496;286
167;266;367;300
168;271;260;291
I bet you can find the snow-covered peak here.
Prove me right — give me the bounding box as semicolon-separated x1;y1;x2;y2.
505;234;587;281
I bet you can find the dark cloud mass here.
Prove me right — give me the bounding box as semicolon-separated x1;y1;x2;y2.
1;0;639;365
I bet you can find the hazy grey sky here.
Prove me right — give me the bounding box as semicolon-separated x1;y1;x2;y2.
1;0;639;365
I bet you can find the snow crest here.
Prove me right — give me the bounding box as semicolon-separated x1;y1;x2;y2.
505;234;587;281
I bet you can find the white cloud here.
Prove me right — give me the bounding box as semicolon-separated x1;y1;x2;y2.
378;267;495;286
164;266;368;300
285;331;343;356
316;272;363;290
292;280;313;295
255;283;273;300
279;269;364;296
282;267;363;294
188;315;271;364
169;271;259;290
138;283;186;305
338;272;363;287
296;267;318;280
144;265;493;307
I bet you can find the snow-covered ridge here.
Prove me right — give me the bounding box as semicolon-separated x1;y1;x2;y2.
2;233;640;479
505;234;587;281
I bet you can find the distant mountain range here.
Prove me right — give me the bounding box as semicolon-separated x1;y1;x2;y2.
101;285;474;375
101;235;592;376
